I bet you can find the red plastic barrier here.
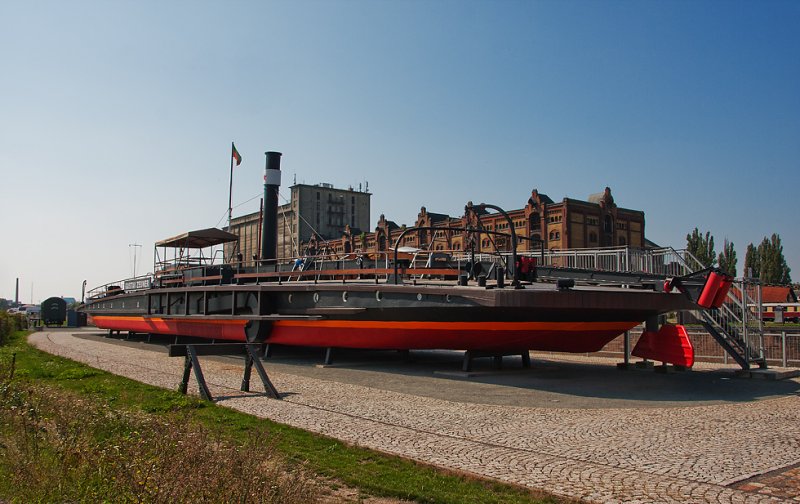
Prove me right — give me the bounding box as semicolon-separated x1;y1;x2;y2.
710;274;733;308
631;324;694;367
697;271;730;308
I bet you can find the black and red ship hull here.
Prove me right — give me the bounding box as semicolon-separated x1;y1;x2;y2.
85;281;693;353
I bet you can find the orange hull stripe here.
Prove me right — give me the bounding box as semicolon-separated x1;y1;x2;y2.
93;316;248;327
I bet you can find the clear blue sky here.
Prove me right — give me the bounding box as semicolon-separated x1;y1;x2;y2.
1;0;798;302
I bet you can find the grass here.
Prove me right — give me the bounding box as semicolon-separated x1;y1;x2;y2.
0;330;564;504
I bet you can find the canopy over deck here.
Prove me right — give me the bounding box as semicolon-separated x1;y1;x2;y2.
155;228;239;249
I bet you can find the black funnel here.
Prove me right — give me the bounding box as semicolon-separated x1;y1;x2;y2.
261;151;282;263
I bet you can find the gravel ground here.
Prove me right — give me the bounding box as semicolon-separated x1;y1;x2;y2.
29;330;800;503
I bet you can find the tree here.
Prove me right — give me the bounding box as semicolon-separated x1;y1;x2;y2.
717;239;737;277
686;228;716;268
744;243;760;279
745;234;792;284
758;234;792;285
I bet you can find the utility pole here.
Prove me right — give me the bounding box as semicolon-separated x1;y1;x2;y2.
129;243;142;278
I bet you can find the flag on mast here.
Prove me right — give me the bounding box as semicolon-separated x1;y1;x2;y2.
232;143;242;166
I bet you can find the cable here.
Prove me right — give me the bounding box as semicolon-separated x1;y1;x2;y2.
214;193;263;228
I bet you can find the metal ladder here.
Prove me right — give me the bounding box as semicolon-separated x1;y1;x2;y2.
668;250;767;370
698;302;767;370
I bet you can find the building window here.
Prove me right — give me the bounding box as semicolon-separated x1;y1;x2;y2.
589;231;598;243
549;230;560;241
530;213;541;230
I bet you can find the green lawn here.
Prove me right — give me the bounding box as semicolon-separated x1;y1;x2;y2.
0;330;565;503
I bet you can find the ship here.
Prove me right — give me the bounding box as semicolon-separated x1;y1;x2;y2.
82;151;727;365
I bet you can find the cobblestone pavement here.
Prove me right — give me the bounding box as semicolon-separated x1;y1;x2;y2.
30;331;800;503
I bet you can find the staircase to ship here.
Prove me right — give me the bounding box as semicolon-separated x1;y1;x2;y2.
466;245;768;370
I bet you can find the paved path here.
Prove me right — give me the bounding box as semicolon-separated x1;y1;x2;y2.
29;331;800;503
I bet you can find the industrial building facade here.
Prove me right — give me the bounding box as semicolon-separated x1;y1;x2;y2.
364;186;644;256
227;184;644;262
226;183;372;263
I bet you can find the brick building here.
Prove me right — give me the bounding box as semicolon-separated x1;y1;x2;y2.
315;186;646;258
227;185;645;261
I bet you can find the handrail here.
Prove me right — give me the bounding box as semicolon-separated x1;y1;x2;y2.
470;202;520;287
86;273;154;301
390;225;519;285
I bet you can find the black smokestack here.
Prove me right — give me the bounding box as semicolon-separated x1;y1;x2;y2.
15;277;19;305
261;151;282;263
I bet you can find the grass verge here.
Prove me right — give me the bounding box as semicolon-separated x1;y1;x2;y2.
1;330;564;503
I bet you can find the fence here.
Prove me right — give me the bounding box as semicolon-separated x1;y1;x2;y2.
592;326;800;368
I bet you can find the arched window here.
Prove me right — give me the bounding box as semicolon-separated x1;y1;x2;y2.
604;215;613;233
530;212;540;230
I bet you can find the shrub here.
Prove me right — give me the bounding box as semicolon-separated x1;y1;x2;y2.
0;312;27;346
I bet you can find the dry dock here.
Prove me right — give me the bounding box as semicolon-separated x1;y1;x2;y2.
30;329;800;503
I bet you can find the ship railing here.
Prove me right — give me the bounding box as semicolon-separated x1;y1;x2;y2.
153;250;231;285
153;247;227;279
86;274;154;301
450;246;705;278
227;248;468;284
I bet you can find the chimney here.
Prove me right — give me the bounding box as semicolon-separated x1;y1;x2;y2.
261;151;282;263
15;277;19;305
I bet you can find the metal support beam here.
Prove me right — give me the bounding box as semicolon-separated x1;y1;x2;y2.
171;343;280;401
493;355;503;369
179;345;212;400
244;344;280;399
617;330;631;370
462;349;530;372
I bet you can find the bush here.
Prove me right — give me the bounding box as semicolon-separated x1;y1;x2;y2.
0;312;27;345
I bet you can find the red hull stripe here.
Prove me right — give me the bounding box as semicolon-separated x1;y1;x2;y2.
273;320;637;331
92;315;638;352
93;316;248;341
270;320;638;352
